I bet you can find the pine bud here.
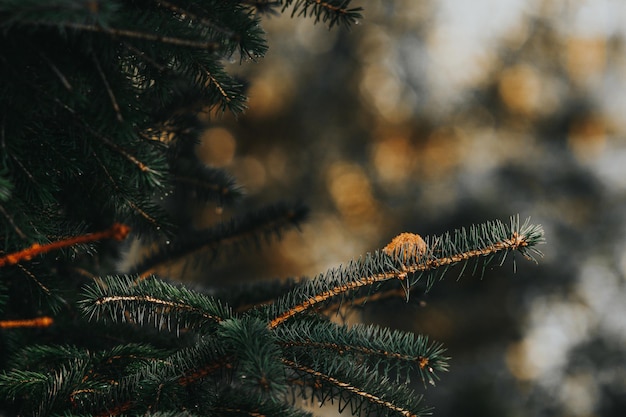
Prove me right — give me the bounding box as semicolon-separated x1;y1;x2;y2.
382;232;427;263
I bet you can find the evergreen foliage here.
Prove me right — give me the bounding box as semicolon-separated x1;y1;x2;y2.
0;1;544;417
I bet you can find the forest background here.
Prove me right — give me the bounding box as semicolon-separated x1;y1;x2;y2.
161;1;626;416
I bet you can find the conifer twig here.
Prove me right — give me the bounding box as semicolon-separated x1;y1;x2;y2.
155;0;239;39
87;127;154;174
33;21;222;51
92;53;124;122
129;202;308;277
91;151;162;229
80;275;232;331
17;264;52;296
0;203;26;239
0;316;53;329
0;223;130;267
317;287;411;316
268;270;400;329
269;216;543;328
177;357;234;386
282;358;419;417
38;51;72;91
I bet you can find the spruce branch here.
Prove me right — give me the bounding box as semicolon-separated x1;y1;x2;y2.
6;216;541;416
0;359;93;417
277;0;363;28
171;166;244;207
218;317;288;400
33;20;224;51
80;122;162;181
268;216;544;328
152;0;269;60
37;50;73;92
16;263;53;297
90;150;170;234
75;338;229;415
276;320;448;386
91;52;124;123
0;316;53;330
0;223;129;268
209;391;313;417
129;201;309;277
0;344;177;416
79;275;232;333
282;357;429;417
5;0;269;63
0;369;50;410
316;287;411;317
217;277;302;313
0;202;26;239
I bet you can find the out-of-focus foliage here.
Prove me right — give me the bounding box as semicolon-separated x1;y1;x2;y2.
186;2;626;416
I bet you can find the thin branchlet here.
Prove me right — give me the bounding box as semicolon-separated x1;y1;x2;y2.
282;358;418;417
269;216;544;328
92;295;223;323
0;224;130;267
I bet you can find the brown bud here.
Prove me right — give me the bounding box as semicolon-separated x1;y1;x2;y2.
382;232;427;263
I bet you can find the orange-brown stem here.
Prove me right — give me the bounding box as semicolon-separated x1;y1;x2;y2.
178;358;233;386
0;316;53;329
269;233;531;329
0;223;130;267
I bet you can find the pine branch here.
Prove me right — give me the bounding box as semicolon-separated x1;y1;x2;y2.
276;320;448;386
0;172;13;202
4;216;541;416
0;343;178;416
267;216;544;328
283;357;429;417
218;317;288;400
0;316;53;330
216;277;302;313
0;369;50;412
273;0;363;29
90;150;171;235
79;275;232;333
170;163;244;207
151;0;269;60
5;344;165;377
0;359;92;417
316;287;412;317
209;397;312;417
70;338;228;415
128;201;309;277
0;223;129;268
27;19;224;51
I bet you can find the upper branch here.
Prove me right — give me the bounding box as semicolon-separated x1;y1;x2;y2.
268;216;544;328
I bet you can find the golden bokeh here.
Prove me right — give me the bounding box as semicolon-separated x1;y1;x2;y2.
505;340;539;381
498;64;543;116
417;127;462;180
566;37;607;86
196;127;237;167
371;130;416;186
326;162;380;230
246;70;296;118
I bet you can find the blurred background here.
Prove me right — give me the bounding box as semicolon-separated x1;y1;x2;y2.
189;1;626;416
